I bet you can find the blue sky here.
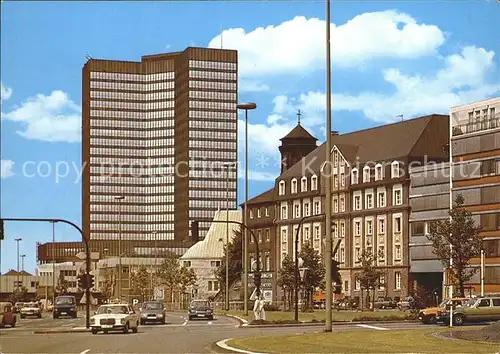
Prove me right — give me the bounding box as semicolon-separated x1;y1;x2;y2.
1;0;499;273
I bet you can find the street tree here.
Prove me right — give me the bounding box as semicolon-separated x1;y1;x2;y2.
299;243;325;310
357;249;383;310
157;254;182;302
427;194;483;297
101;267;114;301
215;228;243;296
179;266;197;306
9;286;28;303
277;255;295;310
130;265;150;302
55;273;69;296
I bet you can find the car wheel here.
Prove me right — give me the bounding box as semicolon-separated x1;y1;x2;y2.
208;316;213;321
20;315;25;319
91;329;98;335
103;330;108;334
132;323;138;333
11;322;16;328
454;314;464;326
160;319;165;325
188;316;193;321
123;322;129;334
428;315;437;324
53;314;58;319
140;319;145;325
38;314;42;319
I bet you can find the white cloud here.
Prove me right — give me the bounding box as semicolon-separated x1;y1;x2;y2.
281;46;500;123
1;90;81;143
239;79;270;92
1;160;14;179
209;10;445;76
1;82;12;101
238;167;277;182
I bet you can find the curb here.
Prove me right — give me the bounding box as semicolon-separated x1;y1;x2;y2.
224;314;249;327
34;328;90;334
216;338;267;354
243;319;419;329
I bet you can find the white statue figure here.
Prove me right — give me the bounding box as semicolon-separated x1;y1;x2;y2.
253;292;266;321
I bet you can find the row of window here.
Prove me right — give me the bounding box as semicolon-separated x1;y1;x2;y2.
90;80;174;91
189;100;236;111
91;232;175;241
353;214;403;236
280;199;322;219
189;130;236;140
189;170;237;180
90;90;174;101
249;207;270;219
91;109;174;119
189;120;236;131
90;157;175;165
189;70;237;81
90;194;175;203
188;60;237;71
90;185;175;194
90;204;175;213
189;90;237;101
351;161;402;184
90;222;175;230
249;229;272;243
90;71;175;81
249;253;272;272
91;100;174;110
189;110;236;120
189;140;236;150
189;150;237;160
189;80;236;91
189;159;237;169
188;209;217;218
188;179;235;189
353;271;402;290
278;175;318;195
90;137;174;146
90;147;175;156
91;120;175;130
352;186;403;211
89;175;174;185
189;190;237;199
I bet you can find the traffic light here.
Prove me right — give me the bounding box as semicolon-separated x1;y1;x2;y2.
77;274;86;289
254;272;261;289
331;259;342;294
191;221;199;242
86;274;95;289
0;219;4;240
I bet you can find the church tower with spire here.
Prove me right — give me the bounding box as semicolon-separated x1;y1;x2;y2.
278;110;318;173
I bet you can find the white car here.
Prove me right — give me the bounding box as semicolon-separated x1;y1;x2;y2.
90;304;139;335
20;302;42;319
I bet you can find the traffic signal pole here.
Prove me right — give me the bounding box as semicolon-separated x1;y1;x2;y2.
1;218;92;329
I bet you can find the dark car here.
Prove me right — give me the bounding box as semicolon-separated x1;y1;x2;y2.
53;296;77;318
188;300;213;320
139;301;166;325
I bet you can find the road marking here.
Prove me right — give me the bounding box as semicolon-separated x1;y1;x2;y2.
207;321;212;325
356;324;389;331
182;320;187;326
80;350;91;354
216;339;267;354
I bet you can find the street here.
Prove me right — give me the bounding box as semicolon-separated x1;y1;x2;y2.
0;312;430;353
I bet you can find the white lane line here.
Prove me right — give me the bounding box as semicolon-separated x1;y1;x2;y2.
207;321;212;325
356;324;389;331
216;339;267;354
80;350;91;354
182;319;187;326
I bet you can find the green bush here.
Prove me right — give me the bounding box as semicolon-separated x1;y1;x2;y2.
353;313;417;322
263;303;280;311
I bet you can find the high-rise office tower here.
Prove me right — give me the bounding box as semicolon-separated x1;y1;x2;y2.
82;47;238;256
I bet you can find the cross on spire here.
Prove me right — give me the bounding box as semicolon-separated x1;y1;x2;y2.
297;110;302;125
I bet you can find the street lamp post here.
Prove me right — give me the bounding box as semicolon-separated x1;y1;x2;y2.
114;195;125;301
324;0;334;333
222;161;235;311
236;102;257;316
50;221;56;304
15;238;22;291
151;231;157;300
20;254;26;289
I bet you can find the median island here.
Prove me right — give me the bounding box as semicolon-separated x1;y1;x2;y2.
227;328;500;353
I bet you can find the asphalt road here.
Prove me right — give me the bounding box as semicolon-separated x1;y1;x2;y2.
0;313;431;353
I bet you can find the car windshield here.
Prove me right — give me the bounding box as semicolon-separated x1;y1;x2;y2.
191;301;210;308
97;305;129;315
55;297;75;305
463;298;477;307
23;302;38;308
438;299;449;307
143;302;163;310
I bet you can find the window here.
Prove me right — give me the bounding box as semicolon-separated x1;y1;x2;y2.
355;277;361;290
492;299;500;307
210;260;221;267
344;280;349;292
250;209;254;219
351;169;359;184
340;247;345;262
395;245;402;260
258;230;263;243
304;202;310;216
411;222;425;236
340;173;345;187
311;175;318;190
340;222;345;237
395;272;401;290
333;198;338;213
378;191;386;208
363;166;371;183
265;229;270;241
379;275;386;290
334;151;339;166
314;200;320;215
291;179;298;194
265;254;270;271
478;299;490;308
354;221;361;236
378;246;385;261
183;261;191;267
257;208;261;218
279;181;285;195
340;197;345;212
394;188;402;205
314;225;320;240
391;161;400;178
281;205;288;219
354;195;361;210
366;193;373;209
294;204;301;218
375;164;383;181
281;229;288;246
334;174;338;189
366;220;373;235
304;226;310;241
301;177;308;192
394;216;402;233
265;207;269;217
379;219;385;234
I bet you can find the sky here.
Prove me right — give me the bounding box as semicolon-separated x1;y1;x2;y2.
1;0;499;273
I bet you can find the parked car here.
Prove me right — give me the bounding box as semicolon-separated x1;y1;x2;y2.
374;297;397;310
13;302;24;313
187;300;214;320
53;296;77;318
90;303;139;334
397;296;416;311
20;302;42;319
418;298;468;324
139;301;166;325
437;296;500;326
0;302;16;328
